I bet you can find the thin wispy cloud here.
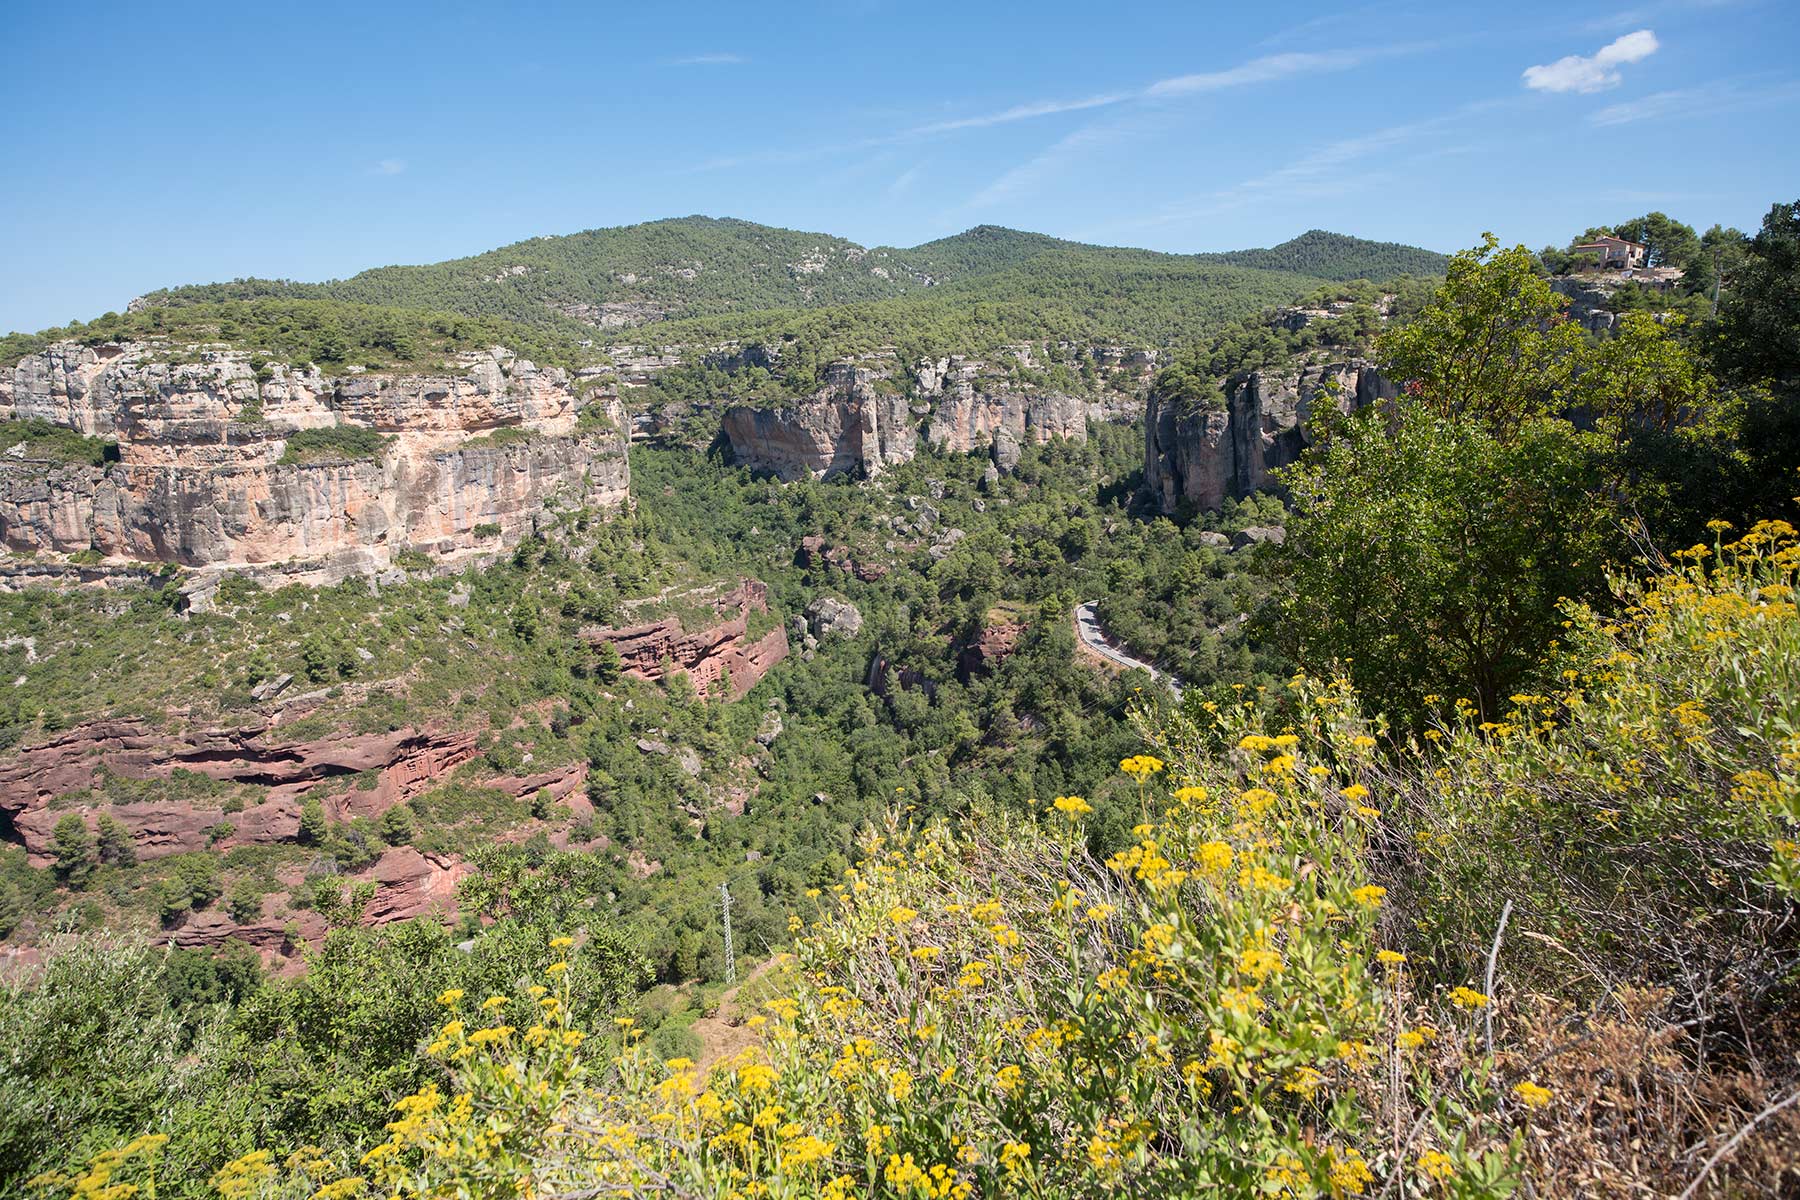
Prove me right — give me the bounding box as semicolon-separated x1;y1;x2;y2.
907;92;1130;135
373;159;407;176
1096;96;1512;235
1581;0;1745;33
666;52;747;66
680;38;1436;188
927;42;1434;209
1589;76;1800;124
1146;51;1347;98
967;119;1140;209
887;165;923;197
1523;29;1659;93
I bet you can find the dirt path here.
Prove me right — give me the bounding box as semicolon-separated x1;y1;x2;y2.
690;956;780;1071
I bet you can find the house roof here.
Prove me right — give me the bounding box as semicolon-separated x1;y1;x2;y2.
1572;235;1647;251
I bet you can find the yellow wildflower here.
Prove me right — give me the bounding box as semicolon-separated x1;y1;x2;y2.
1513;1080;1553;1109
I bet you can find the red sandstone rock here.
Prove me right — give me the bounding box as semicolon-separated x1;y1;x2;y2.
585;579;789;699
960;621;1025;679
0;718;481;864
359;847;469;925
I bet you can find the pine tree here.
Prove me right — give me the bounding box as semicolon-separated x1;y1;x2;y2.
51;814;94;888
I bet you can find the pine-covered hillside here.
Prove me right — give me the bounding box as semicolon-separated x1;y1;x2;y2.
117;217;1446;347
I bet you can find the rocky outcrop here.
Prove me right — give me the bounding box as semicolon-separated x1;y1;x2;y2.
585;579;789;699
917;353;1090;465
958;619;1023;679
713;342;1154;480
0;342;630;576
1143;361;1396;515
1550;270;1684;336
164;846;468;956
804;596;863;639
0;716;487;865
721;363;916;480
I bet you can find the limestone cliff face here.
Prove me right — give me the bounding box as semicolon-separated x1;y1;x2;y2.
0;342;630;576
918;354;1089;467
1143;361;1395;515
716;343;1152;480
720;362;916;481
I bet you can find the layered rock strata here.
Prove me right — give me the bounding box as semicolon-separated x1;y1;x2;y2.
585;579;789;699
0;716;490;865
1143;361;1397;515
0;341;630;576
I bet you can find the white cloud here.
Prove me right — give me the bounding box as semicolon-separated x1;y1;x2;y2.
373;159;407;176
1522;29;1659;93
887;165;922;196
667;52;747;66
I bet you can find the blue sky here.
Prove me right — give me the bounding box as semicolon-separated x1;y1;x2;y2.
3;0;1797;334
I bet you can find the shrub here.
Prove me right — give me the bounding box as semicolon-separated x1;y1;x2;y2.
277;426;392;466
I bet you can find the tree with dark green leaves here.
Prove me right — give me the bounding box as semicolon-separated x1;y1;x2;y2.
50;815;94;889
1711;199;1800;521
297;797;329;846
1615;211;1703;270
1275;235;1711;724
1376;234;1585;432
94;813;136;868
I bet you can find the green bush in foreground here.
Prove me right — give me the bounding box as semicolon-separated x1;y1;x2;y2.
38;517;1791;1197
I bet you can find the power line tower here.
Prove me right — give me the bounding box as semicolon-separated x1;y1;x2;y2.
720;880;737;986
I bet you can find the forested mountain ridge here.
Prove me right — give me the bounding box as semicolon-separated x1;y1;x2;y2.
120;216;1447;340
1197;228;1450;280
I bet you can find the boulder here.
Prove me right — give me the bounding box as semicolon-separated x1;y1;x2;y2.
805;596;864;639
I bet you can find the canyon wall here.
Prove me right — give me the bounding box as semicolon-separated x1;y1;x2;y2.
716;343;1152;480
720;362;917;481
1143;361;1396;515
0;342;630;579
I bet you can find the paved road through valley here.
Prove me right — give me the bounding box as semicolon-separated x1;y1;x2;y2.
1075;601;1185;701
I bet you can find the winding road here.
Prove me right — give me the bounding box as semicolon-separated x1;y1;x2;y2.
1075;602;1185;701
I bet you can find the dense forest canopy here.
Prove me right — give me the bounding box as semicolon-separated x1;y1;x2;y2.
104;218;1444;349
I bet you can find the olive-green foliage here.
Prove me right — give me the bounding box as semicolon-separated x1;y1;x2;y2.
1385;520;1800;1018
124;218;1443;342
1712;199;1800;510
1274;236;1750;725
634;258;1324;375
0;419;114;466
1280;406;1615;725
0;918;647;1198
0;298;600;374
1150;278;1435;410
156;853;222;925
50;814;93;888
1093;492;1291;694
1198;227;1450;279
1379;235;1588;432
94;813;136;867
276;425;393;465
